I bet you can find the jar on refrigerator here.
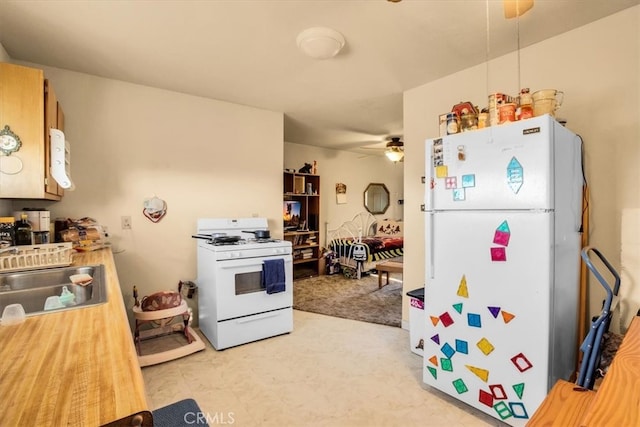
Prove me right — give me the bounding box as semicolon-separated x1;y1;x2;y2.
518;88;534;120
446;113;460;135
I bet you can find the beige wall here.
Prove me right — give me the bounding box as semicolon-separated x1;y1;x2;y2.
284;142;404;248
403;7;640;331
2;57;284;324
0;44;9;62
0;42;15;220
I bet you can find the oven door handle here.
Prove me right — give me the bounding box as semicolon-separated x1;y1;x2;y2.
219;259;292;270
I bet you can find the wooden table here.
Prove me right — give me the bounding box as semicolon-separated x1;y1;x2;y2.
376;261;403;288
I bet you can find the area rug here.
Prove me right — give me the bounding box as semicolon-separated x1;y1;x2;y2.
153;398;208;427
293;273;402;327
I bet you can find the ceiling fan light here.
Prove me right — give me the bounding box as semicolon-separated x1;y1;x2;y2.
297;27;345;59
385;137;404;162
385;148;404;162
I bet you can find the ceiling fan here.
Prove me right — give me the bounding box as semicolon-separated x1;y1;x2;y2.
359;136;404;162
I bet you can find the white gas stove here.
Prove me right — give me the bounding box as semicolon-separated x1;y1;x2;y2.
193;218;293;350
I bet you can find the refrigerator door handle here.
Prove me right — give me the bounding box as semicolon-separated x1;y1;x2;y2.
428;212;435;279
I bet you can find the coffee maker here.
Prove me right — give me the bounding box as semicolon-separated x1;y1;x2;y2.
14;209;51;244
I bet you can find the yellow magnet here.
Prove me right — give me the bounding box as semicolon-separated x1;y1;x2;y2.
436;165;448;178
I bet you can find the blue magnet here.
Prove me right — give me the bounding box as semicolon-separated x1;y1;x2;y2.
507;157;523;194
441;342;456;359
467;313;482;328
453;188;466;201
455;339;468;354
462;174;476;188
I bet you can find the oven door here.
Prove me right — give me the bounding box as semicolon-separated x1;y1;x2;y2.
214;254;293;320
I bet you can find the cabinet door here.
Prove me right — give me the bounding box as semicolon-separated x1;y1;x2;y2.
0;63;47;198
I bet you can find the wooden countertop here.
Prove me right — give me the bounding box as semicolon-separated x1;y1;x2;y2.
527;316;640;426
580;316;640;426
0;248;149;426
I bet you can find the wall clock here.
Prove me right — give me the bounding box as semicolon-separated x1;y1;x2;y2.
0;125;22;156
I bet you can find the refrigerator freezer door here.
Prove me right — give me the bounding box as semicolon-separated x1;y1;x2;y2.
426;115;557;211
424;210;568;426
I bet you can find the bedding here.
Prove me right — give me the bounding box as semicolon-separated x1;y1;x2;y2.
327;212;404;278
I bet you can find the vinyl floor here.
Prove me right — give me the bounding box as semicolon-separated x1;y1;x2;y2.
141;310;505;426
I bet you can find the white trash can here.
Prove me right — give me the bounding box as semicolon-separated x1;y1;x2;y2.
406;288;425;356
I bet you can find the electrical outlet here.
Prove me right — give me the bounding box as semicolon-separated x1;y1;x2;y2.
121;216;132;230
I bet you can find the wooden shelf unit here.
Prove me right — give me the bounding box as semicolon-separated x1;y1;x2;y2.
283;171;321;279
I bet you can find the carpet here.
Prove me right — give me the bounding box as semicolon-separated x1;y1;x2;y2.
153;398;208;427
293;273;402;327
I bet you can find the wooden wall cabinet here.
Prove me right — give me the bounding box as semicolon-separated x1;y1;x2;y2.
0;62;65;200
283;171;321;279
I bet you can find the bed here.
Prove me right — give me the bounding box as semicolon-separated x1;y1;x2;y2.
327;212;404;278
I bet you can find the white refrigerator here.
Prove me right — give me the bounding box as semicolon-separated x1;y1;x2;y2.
423;115;583;426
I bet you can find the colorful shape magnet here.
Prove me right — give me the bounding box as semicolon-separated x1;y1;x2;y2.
493;220;511;246
501;311;516;324
509;402;529;419
440;312;454;327
441;342;456;359
455;339;468;354
453;378;469;394
436;165;448;178
467;313;482;328
511;353;533;372
477;338;495;356
490;384;508;400
445;176;457;189
494;401;513;420
513;383;525;399
466;365;489;382
427;366;438;379
507;157;523;194
462;174;476;188
457;275;469;298
479;389;494;407
453;188;466;201
491;247;507;262
488;306;501;318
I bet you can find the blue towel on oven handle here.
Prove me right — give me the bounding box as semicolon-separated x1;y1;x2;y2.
262;259;286;294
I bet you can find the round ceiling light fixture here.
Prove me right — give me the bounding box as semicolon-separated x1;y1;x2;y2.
296;27;345;60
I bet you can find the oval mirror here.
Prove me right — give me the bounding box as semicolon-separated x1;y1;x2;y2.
363;183;390;215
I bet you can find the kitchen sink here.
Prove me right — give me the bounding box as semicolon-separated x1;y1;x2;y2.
0;265;107;316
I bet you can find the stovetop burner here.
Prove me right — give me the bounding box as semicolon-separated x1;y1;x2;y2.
249;238;279;244
211;236;242;245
